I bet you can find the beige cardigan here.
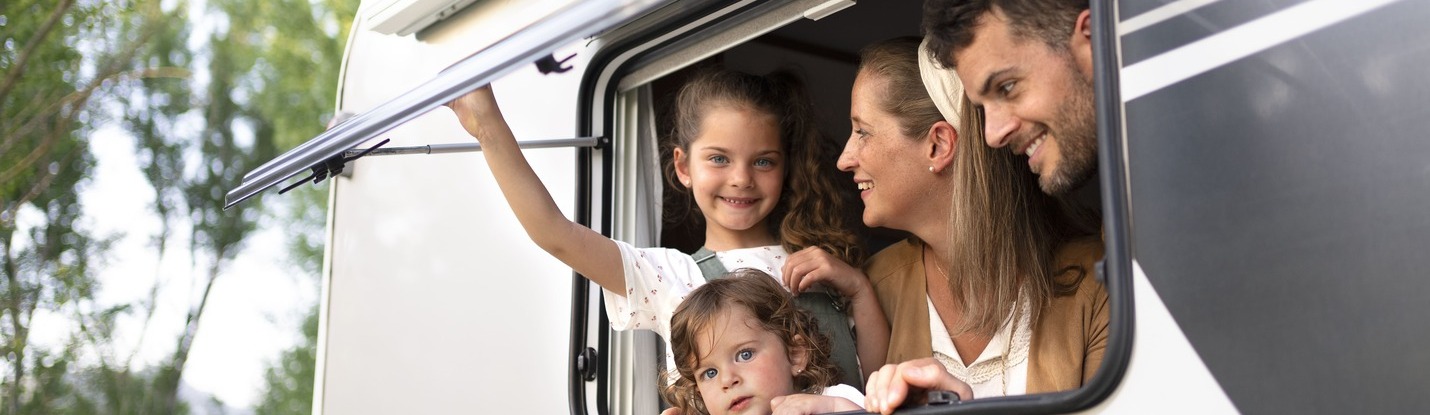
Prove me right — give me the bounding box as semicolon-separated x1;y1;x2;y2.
867;238;1109;394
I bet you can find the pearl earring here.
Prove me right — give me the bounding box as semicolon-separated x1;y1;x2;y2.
929;166;935;173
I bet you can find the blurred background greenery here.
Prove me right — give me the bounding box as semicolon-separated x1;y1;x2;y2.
2;0;358;413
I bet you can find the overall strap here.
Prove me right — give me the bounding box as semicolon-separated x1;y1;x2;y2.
692;247;728;282
691;246;863;389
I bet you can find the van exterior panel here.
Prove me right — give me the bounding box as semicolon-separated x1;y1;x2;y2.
1121;1;1430;412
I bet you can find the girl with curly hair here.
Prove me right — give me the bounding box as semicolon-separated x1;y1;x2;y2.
664;270;864;415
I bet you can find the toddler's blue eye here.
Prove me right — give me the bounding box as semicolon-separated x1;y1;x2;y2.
701;368;718;380
737;349;754;362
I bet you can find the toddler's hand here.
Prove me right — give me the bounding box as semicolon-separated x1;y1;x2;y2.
770;393;861;415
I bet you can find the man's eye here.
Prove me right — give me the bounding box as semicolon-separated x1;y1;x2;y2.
736;349;754;362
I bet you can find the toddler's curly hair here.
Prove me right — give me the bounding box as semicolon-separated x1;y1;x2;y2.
661;269;838;414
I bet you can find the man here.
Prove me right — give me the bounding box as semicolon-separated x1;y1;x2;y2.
924;0;1096;197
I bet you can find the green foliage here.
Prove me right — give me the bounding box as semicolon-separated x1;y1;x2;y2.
3;0;356;412
253;308;319;415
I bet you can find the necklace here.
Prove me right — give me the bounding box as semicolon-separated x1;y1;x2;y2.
925;243;1020;397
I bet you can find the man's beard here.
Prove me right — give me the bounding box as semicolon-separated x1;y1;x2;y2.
1039;74;1098;196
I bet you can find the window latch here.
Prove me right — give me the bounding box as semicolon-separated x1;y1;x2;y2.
536;53;577;74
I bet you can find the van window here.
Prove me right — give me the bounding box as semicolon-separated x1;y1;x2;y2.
581;0;1131;413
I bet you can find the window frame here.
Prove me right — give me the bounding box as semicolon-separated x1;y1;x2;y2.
568;0;1135;413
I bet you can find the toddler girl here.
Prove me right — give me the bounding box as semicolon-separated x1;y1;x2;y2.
665;269;864;415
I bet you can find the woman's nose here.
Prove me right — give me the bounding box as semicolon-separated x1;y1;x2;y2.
837;138;858;172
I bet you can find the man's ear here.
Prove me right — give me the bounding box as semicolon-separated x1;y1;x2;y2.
673;147;692;187
1071;9;1095;80
928;120;958;174
789;334;810;375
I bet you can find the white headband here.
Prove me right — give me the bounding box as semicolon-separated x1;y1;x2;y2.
918;37;966;136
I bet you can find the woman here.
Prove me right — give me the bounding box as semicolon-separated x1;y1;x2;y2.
835;37;1107;412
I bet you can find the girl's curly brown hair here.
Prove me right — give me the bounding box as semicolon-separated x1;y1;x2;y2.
661;269;838;414
663;68;864;265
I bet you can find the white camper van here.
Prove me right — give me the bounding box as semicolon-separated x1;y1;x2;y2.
228;0;1430;413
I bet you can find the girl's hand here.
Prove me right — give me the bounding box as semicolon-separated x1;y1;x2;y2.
781;246;869;297
445;86;502;142
770;394;861;415
864;358;973;415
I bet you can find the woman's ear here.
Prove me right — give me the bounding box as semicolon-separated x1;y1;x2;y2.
673;147;692;187
789;334;810;376
927;120;958;174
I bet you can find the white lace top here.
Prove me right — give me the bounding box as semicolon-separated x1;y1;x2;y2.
927;295;1033;399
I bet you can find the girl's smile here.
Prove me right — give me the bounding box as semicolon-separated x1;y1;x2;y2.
674;106;785;250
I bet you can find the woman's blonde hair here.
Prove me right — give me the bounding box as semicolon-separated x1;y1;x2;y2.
858;37;1087;336
662;270;837;414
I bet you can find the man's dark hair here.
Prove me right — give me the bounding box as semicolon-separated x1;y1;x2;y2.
922;0;1089;68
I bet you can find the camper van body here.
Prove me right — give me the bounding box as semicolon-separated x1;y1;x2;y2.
229;0;1430;413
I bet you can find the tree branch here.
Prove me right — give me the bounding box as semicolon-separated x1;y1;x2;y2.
160;254;225;415
3;234;26;415
0;0;77;101
0;67;189;189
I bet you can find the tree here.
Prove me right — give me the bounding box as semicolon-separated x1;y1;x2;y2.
2;0;174;413
3;0;356;412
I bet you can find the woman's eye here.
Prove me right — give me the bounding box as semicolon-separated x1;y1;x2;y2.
709;155;728;164
701;368;718;380
999;81;1016;97
855;128;870;139
736;349;754;362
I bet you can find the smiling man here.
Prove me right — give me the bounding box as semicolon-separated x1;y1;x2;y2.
923;0;1096;196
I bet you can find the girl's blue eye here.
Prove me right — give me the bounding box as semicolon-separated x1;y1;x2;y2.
754;158;774;167
709;155;728;164
736;349;754;362
701;368;718;380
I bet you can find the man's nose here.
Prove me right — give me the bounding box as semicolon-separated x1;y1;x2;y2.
984;106;1018;149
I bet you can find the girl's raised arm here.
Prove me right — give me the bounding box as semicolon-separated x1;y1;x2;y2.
449;86;625;293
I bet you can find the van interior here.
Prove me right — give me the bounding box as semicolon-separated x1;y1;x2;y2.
649;1;925;257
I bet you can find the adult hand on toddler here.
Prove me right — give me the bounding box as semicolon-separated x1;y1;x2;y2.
864;358;972;415
770;393;862;415
781;246;869;298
